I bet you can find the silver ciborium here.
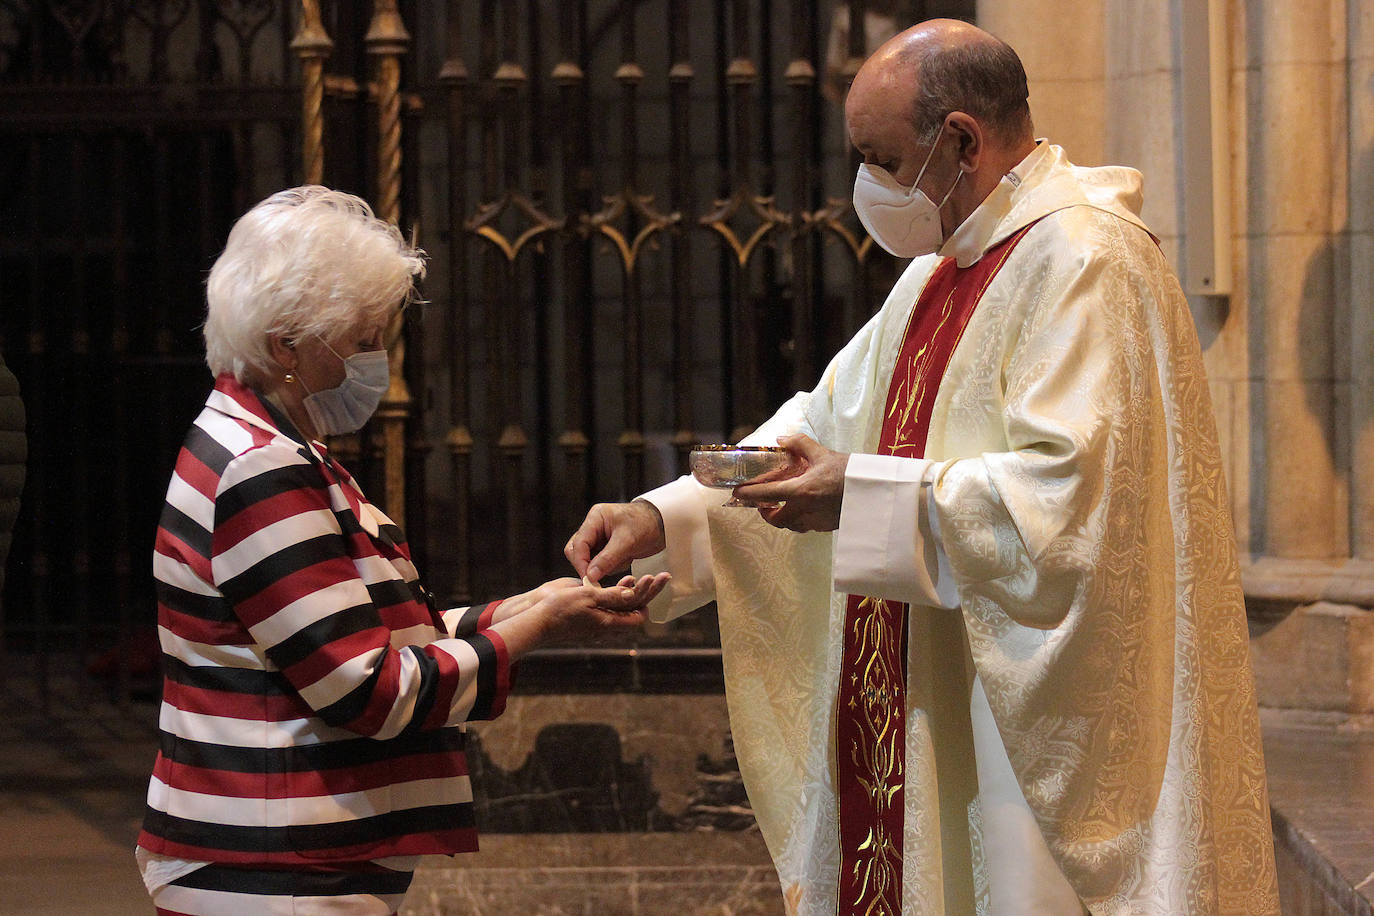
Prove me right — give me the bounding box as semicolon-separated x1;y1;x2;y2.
688;445;796;508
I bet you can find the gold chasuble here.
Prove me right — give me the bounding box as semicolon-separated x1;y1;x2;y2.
837;224;1036;915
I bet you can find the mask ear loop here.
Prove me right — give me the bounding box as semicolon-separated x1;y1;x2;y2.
936;168;963;208
914;115;967;209
910;125;946;194
318;337;347;362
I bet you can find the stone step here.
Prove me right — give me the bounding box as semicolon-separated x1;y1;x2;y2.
1263;709;1374;915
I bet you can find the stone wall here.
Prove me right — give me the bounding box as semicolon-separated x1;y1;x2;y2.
466;693;736;829
979;0;1374;713
404;689;786;914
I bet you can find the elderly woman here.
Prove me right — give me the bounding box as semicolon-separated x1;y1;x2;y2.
135;186;666;914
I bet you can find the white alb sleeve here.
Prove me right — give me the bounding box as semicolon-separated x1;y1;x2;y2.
632;476;716;623
833;452;959;609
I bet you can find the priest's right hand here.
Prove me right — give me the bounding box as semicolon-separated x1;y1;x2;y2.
565;500;667;584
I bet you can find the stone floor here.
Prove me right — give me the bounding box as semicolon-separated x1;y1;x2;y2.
1262;709;1374;915
0;676;154;915
402;834;780;915
1;672;1370;915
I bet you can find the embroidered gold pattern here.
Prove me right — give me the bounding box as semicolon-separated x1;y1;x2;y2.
845;594;905;913
887;287;958;456
887;238;1022;458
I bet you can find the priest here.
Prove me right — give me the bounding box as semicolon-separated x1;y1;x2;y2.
567;19;1278;916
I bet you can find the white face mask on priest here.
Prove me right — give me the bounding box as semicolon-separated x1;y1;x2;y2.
852;126;964;258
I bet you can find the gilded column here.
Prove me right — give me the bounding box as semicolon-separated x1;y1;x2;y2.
440;1;473;601
366;0;413;527
725;0;760;441
290;0;332;186
785;1;817;394
668;0;696;469
490;5;530;590
554;2;592;532
614;7;646;497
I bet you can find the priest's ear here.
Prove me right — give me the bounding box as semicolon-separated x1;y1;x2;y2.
944;111;983;173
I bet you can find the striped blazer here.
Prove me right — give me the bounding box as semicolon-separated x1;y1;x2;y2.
137;374;511;867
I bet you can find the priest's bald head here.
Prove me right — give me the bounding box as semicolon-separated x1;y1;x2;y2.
846;20;1037;254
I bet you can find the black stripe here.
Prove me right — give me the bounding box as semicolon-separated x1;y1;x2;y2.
313;651;387;729
287;803;475;852
289;727;466;771
159;503;212;562
172;863;414;896
400;648;442;736
143;803;475;854
159;727;467;774
335;504;366;537
267;601;381;672
160;732;273;774
465;633;498;721
218;533;345;606
162;655;291;696
183;422;235;476
156;580;235;623
365;578;417;613
451;603;488;638
214;461;327;533
360;516;398;551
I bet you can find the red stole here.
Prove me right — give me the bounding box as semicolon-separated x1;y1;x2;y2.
835;224;1037;914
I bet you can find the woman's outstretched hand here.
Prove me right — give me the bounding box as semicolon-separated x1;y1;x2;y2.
490;573;670;658
540;572;670;638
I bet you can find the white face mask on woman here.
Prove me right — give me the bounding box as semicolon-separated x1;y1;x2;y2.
298;340;390;437
852;132;962;259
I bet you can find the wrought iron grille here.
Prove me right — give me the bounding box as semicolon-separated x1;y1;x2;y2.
411;0;973;604
0;0;972;705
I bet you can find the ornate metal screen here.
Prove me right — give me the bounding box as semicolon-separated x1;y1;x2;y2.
404;0;978;605
0;0;972;703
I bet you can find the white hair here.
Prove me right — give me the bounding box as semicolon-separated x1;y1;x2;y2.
204;185;426;385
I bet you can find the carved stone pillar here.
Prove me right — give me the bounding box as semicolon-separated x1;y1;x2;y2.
1245;0;1374;713
1249;0;1342;561
1350;4;1374;563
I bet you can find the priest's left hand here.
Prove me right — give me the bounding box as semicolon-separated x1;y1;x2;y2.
731;434;849;532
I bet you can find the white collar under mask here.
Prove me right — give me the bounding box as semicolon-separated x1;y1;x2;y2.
852;133;963;259
296;339;390;437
